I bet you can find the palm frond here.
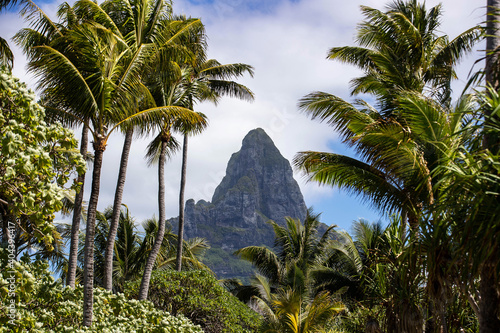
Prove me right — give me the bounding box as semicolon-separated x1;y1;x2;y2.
0;36;13;70
234;245;281;283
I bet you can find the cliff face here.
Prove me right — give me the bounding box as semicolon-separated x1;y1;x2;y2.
171;128;307;279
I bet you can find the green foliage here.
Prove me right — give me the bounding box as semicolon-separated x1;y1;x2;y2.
331;305;385;333
0;69;85;248
126;269;262;333
201;246;254;282
0;248;203;332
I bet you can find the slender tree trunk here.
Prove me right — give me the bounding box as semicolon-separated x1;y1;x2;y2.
486;0;500;155
103;128;133;291
82;140;105;327
486;0;500;91
478;3;500;332
479;257;500;333
175;134;188;272
67;126;88;288
138;140;167;300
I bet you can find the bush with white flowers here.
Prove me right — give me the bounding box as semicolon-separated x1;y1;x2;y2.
0;249;204;332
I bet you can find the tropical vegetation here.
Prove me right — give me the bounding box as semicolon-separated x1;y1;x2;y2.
127;269;262;333
0;248;203;332
0;0;499;331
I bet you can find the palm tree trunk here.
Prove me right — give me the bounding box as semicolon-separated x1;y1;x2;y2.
103;128;133;291
175;134;188;272
82;140;106;327
67;126;88;288
138;140;167;300
479;257;500;332
487;0;500;91
478;4;500;332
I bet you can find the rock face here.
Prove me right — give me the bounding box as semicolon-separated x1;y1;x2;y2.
171;128;307;279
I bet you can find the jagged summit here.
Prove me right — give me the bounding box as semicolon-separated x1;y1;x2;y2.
210;128;306;227
170;128;307;279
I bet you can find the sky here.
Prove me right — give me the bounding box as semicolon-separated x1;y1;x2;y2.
0;0;486;233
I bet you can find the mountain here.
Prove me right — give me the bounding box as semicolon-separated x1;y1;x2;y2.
170;128;308;280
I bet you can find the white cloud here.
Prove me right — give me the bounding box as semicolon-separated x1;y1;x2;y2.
0;0;486;229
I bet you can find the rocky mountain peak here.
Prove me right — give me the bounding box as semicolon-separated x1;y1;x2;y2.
170;128;307;279
211;128;306;226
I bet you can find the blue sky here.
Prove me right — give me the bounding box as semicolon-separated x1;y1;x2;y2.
0;0;485;233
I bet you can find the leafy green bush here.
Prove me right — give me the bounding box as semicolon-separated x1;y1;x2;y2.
0;69;85;247
0;249;203;333
126;270;262;333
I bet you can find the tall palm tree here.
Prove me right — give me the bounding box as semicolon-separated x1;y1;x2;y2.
18;8;202;326
137;60;208;300
328;0;480;111
295;0;480;230
12;0;84;289
96;0;204;292
175;57;255;272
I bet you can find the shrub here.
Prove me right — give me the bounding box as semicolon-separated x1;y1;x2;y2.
126;270;261;333
0;249;203;333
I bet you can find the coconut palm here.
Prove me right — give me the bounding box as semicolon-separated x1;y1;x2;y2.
174;57;255;272
0;37;13;70
294;96;434;230
296;0;481;231
234;212;336;299
96;0;205;293
137;59;209;300
328;0;480;111
17;8;203;326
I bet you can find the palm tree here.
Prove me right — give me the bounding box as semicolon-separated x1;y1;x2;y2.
0;36;13;70
234;212;343;332
17;8;203;325
137;58;208;300
13;0;88;289
328;0;480;111
235;212;336;298
174;57;255;272
96;0;204;293
312;220;385;304
295;0;480;230
294;96;433;230
253;282;344;333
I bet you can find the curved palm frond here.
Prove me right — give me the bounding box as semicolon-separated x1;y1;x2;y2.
0;36;13;70
235;245;281;284
295;151;412;217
